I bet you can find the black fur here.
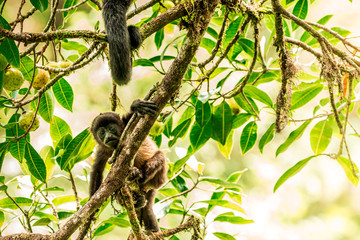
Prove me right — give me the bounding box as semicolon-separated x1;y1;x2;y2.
102;0;142;85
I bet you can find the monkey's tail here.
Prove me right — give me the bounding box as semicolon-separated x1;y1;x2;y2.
103;0;132;86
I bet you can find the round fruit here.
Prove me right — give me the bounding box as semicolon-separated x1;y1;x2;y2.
0;54;7;71
33;69;50;90
3;68;25;91
150;121;164;136
227;98;241;115
46;61;60;78
19;112;40;132
159;1;175;13
58;60;72;68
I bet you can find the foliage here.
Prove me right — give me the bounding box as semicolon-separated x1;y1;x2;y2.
0;0;359;239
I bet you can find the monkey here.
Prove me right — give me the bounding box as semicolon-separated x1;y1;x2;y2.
89;99;167;233
102;0;142;86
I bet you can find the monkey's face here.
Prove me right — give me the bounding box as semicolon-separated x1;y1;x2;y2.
97;123;121;149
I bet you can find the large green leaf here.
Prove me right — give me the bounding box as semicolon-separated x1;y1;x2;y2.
211;101;232;145
155;28;165;50
30;0;48;12
0;39;20;68
0;197;33;210
213;232;237;240
276;120;311;156
63;0;79;19
232;113;251;129
217;130;234;159
291;84;322;110
224;17;243;47
199;200;244;213
190;122;212;152
240;121;257;154
300;15;333;43
0;142;10;172
6;114;28;162
20;56;37;82
24;143;47;182
310;120;332;154
237;38;255;58
234;94;259;115
52;78;74;112
274;155;316;192
62;41;87;55
214;212;253;224
292;0;308;30
195;100;211;126
40;146;55;181
58;128;91;170
50;116;72;144
336;156;359;186
169;118;192;147
259;123;275;153
200;38;216;54
244;85;273;107
38;90;55;122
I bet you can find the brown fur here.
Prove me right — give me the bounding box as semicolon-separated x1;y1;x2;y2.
89;112;166;232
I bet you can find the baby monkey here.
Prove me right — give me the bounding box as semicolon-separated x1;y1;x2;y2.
90;99;167;232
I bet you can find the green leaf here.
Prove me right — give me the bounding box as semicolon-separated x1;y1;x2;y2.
94;223;115;236
6;114;28;162
199;177;242;189
240;121;257;154
63;0;79;19
62;41;87;55
190;122;212;152
195;100;211;126
53;195;76;206
0;197;33;209
30;0;48;12
169;118;192;147
292;0;308;30
58;128;91;170
207;26;219;39
224;17;242;47
38;90;55;122
153;199;172;219
52;78;74;112
336;156;359;186
214;212;253;224
0;142;10;172
244;85;273;107
199;200;244;213
232;113;251;129
155;28;165;50
133;58;155;67
34;212;58;222
103;217;130;228
259;123;275;153
217;130;234;159
24;143;47;182
0;38;20;68
274;155;316;192
33;218;52;226
237;38;255;58
40;146;55;181
0;211;4;228
213;232;237;240
50;116;72;144
291;84;323;110
20;56;37;82
226;169;247;183
200;38;216;54
211;101;232;145
310;120;332;154
234;94;259;115
276;120;311;156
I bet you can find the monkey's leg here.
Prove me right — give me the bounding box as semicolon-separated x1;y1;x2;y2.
140;151;166;187
141;189;160;232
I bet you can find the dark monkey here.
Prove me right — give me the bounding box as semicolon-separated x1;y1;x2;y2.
89;100;167;232
102;0;142;85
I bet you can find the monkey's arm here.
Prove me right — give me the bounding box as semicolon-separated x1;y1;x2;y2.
89;148;111;197
122;99;159;124
140;151;167;188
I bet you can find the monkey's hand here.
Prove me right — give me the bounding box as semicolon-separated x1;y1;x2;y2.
131;99;158;116
128;167;143;181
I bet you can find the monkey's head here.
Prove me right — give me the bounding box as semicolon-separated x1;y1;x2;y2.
90;112;125;149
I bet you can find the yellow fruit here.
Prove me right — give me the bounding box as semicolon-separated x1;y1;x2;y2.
46;61;60;78
227;98;241;115
150;121;164;136
58;60;72;68
3;68;25;91
33;69;50;90
19;112;40;132
159;1;175;13
0;54;7;71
